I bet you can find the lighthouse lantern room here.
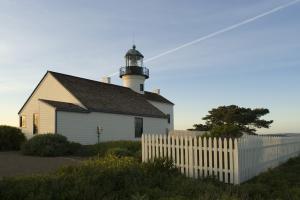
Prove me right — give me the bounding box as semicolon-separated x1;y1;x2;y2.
120;45;149;94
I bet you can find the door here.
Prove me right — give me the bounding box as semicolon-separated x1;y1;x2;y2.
135;117;143;138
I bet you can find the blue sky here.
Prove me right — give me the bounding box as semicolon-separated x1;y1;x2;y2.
0;0;299;133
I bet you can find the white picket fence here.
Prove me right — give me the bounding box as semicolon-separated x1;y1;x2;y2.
141;134;300;184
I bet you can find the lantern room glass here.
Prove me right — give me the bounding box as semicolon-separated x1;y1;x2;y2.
126;55;143;67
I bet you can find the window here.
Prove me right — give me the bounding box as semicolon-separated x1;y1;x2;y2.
140;84;144;92
33;114;39;134
20;115;26;128
166;114;171;124
135;117;143;138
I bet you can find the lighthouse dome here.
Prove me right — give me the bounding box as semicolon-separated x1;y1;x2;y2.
125;45;144;58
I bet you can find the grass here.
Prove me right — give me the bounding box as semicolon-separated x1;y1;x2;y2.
238;157;300;199
0;140;299;200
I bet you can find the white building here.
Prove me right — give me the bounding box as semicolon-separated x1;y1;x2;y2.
18;45;174;144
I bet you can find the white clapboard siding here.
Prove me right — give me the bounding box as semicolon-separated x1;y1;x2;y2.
142;134;300;185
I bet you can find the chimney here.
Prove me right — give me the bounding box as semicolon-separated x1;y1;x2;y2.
101;76;111;84
153;89;160;95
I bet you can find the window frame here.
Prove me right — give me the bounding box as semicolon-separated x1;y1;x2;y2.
20;115;26;128
33;113;39;135
140;84;144;92
166;114;171;124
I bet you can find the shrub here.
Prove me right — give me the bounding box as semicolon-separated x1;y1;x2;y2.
76;141;141;157
67;142;82;154
142;158;178;175
0;155;236;200
0;155;300;200
0;125;26;151
21;134;78;156
106;147;133;157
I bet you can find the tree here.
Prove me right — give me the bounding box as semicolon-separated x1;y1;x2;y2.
187;124;211;131
189;105;273;137
210;124;243;138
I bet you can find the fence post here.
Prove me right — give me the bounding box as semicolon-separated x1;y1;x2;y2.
198;137;203;177
151;134;155;160
172;136;176;161
180;136;184;173
176;136;180;167
142;134;145;162
184;136;189;176
229;138;234;184
167;135;171;159
213;137;218;178
193;137;198;178
189;136;194;177
148;134;152;161
163;135;167;157
224;138;228;183
208;137;213;176
218;138;223;182
203;137;208;177
233;138;240;184
155;135;159;158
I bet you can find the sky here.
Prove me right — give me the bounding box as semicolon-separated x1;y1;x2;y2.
0;0;299;134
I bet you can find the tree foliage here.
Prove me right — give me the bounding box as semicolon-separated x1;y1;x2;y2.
210;124;243;138
187;124;210;131
190;105;273;136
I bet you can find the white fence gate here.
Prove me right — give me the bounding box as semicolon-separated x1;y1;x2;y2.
142;134;300;184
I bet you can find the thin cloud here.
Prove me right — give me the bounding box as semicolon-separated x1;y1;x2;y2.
108;0;300;77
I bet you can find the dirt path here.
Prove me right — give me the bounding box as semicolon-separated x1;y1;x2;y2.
0;151;82;178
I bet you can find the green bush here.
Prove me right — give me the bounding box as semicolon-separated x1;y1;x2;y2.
76;141;141;157
106;147;133;157
0;125;26;151
21;134;80;157
0;156;182;200
0;155;300;200
67;142;82;154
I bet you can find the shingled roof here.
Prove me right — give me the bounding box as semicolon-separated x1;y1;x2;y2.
144;91;174;105
46;71;173;118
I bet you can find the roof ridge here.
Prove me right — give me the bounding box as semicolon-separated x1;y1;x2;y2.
48;70;129;90
48;71;170;97
49;70;173;104
39;98;78;105
38;98;89;113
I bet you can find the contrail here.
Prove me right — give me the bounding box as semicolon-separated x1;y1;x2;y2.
108;0;300;77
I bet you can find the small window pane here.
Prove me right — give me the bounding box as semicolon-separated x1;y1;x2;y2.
33;114;39;134
20;115;26;128
167;114;171;124
140;84;144;92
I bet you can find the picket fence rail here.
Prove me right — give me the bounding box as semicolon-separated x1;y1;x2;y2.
141;134;300;184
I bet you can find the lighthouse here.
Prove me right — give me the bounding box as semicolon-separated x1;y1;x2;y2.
119;45;149;94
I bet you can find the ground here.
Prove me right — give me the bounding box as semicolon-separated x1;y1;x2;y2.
0;151;81;179
0;149;299;199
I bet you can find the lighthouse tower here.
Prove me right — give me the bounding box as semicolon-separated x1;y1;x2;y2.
119;45;149;94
